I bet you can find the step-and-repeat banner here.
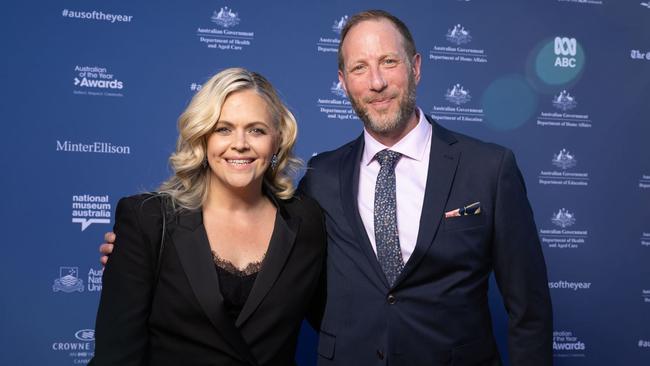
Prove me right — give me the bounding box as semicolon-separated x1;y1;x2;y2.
2;1;649;364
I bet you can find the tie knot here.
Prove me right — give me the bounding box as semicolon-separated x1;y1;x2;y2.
375;150;402;169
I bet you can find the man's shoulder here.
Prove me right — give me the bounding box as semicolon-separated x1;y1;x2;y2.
432;119;510;161
307;137;361;168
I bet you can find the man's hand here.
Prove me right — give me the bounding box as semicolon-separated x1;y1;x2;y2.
99;232;116;266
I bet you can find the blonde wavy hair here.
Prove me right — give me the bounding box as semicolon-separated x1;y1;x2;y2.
159;67;301;210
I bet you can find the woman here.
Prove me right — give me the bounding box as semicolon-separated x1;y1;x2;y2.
91;68;326;366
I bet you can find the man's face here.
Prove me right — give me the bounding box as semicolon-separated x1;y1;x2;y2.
338;19;421;135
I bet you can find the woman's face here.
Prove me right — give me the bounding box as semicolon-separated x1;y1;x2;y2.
206;89;278;194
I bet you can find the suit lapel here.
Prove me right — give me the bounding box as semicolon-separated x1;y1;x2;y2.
339;135;390;289
396;117;459;285
236;202;300;327
171;210;257;366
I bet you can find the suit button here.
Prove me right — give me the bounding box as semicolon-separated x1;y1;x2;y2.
387;294;397;304
377;349;384;360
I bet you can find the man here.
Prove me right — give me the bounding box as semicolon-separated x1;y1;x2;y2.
102;10;552;365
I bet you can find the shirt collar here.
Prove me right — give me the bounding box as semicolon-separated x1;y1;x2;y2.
362;107;431;166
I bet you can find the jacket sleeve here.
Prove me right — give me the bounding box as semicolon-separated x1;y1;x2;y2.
491;149;553;366
91;197;157;366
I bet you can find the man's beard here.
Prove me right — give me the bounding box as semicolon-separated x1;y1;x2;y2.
348;70;417;135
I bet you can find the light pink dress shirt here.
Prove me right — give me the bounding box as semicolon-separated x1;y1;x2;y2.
358;108;432;264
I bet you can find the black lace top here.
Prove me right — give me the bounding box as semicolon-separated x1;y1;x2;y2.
212;251;265;320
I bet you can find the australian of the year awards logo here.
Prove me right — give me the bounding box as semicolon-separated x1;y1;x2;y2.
53;267;84;293
538;148;589;187
72;194;111;231
72;65;124;97
539;208;589;249
429;23;487;63
537;89;592;128
51;329;95;363
553;330;587;357
197;6;254;51
431;83;484;123
316;14;348;53
316;80;358;121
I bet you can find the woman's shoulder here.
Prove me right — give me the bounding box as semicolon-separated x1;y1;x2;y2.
117;193;166;214
278;191;322;217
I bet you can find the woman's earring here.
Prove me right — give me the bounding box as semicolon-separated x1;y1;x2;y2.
202;159;208;169
270;154;279;170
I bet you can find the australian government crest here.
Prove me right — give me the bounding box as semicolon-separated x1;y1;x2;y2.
317;80;357;121
539;208;588;249
537;90;591;128
539;148;589;187
317;14;348;53
431;83;484;123
197;6;254;51
429;23;488;63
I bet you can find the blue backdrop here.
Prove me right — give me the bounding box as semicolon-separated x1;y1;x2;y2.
2;1;649;364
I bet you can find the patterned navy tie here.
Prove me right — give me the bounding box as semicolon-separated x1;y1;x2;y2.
374;149;404;287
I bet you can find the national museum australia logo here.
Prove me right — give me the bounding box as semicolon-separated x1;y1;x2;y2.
446;24;472;45
211;6;240;28
53;267;84;293
332;15;348;34
551;208;576;228
445;83;472;105
552;90;577;111
552;149;577;170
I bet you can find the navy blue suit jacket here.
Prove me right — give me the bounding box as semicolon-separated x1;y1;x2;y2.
299;117;552;366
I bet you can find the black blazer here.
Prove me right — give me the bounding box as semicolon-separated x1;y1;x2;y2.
91;192;326;366
299;116;552;366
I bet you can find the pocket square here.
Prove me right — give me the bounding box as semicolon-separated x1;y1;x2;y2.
445;201;481;218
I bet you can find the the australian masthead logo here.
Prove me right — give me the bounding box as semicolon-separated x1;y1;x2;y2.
197;6;254;51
